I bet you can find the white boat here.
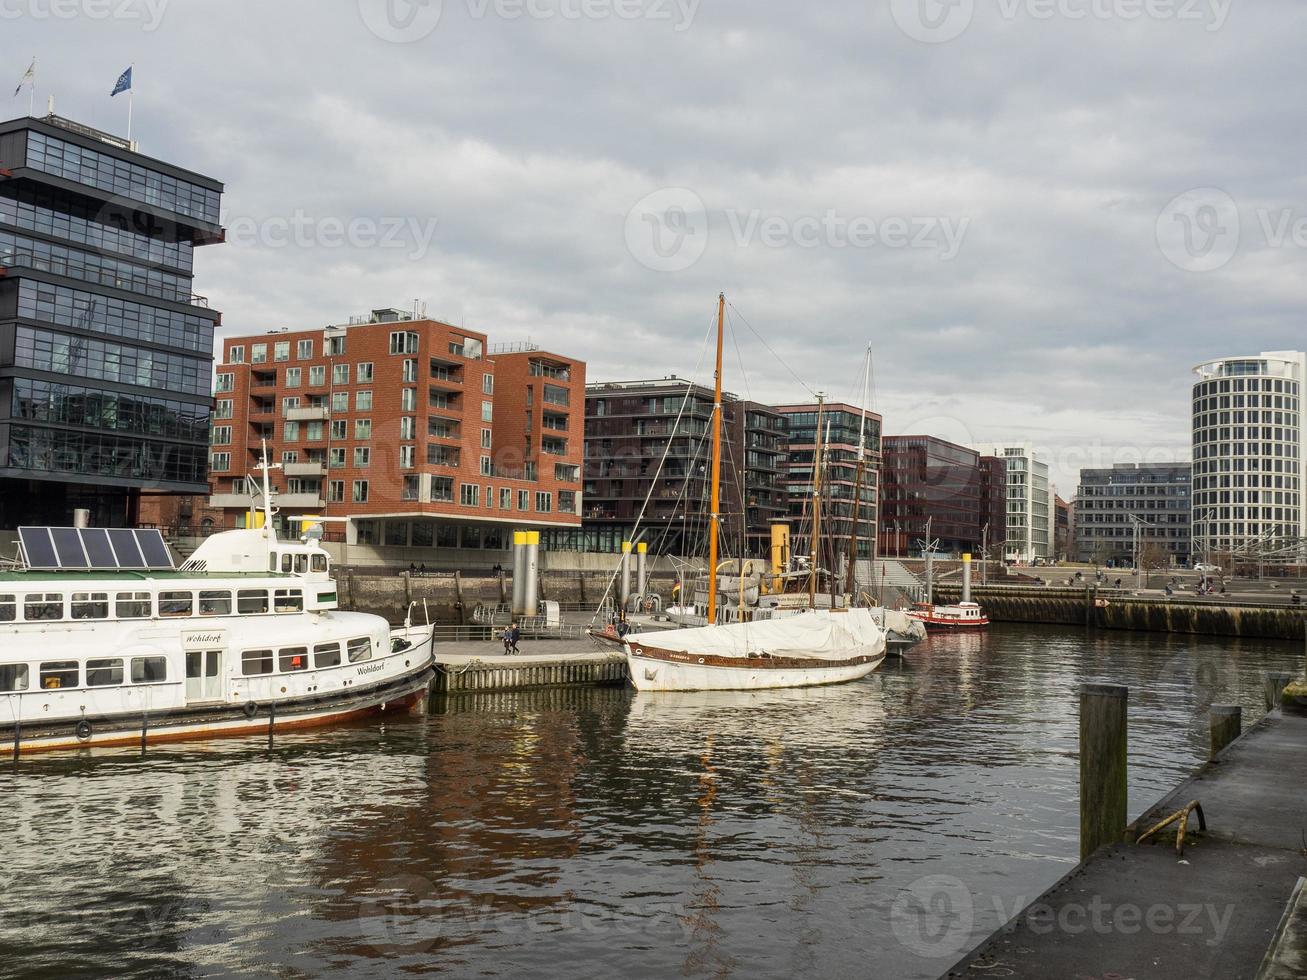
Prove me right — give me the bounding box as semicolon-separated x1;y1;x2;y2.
626;607;886;691
0;455;434;755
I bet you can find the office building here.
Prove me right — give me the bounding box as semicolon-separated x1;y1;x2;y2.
582;378;787;556
968;441;1052;562
209;310;585;554
0;113;224;526
878;435;989;557
1191;351;1306;558
1074;462;1191;565
775;401;881;566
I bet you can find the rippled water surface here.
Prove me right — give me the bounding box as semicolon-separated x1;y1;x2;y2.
1;624;1301;979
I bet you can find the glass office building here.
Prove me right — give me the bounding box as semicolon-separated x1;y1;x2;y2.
0;114;224;526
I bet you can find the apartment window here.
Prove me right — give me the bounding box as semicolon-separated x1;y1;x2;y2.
355;419;372;439
331;391;348;412
330;420;347;440
329;447;346;468
480;454;492;475
485;485;493;508
309;365;326;386
332;363;349;385
482;400;493;422
536;491;552;513
285;367;301;388
400;417;415;440
282;396;300;414
326;334;345;356
400;445;415;469
460;483;480;507
297;339;314;359
281;450;298;463
481;428;492;449
402;358;418;382
210;452;231;471
215;398;233;419
328;479;345;502
500;488;512;509
251;343;268;364
274;341;290;362
356;362;374;383
228;345;245;364
306;420;324;441
401;388;416;411
402;474;420;499
354;447;371;468
283;421;300;441
389;330;419;354
431;476;454;502
215;373;234;393
483;374;494;395
518;490;529;511
352;480;369;503
211;425;232;445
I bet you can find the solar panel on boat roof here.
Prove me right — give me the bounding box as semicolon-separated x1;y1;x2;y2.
18;528;58;569
18;527;174;570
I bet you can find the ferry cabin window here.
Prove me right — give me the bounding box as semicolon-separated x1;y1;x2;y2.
274;589;303;613
71;592;109;620
40;661;78;689
0;664;29;691
242;649;273;676
158;592;193;617
0;595;14;622
279;647;308;672
281;553;293;573
237;590;269;614
24;593;63;621
311;554;328;573
131;657;167;683
313;642;342;668
347;637;372;663
199;591;232;616
86;658;124;686
116;592;151;618
294;554;308;573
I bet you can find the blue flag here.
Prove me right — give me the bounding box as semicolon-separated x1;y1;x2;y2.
111;66;132;97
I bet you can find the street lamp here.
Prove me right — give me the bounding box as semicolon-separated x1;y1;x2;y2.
1128;513;1156;590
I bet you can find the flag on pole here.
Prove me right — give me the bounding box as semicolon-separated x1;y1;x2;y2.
13;58;35;98
111;66;132;97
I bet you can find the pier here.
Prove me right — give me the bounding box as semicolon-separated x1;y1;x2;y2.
431;639;628;693
947;698;1307;979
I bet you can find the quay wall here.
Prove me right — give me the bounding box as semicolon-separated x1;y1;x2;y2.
934;585;1307;640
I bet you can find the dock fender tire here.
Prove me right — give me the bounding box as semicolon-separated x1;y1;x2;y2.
75;719;92;742
242;701;259;719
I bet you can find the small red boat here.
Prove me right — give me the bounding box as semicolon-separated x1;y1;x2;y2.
906;601;989;631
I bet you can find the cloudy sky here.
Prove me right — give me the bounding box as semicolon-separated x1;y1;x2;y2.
6;0;1305;493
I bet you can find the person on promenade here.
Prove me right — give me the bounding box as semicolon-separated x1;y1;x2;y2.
501;625;513;654
509;622;521;654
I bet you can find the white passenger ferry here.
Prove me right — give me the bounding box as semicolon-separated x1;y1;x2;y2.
0;468;434;755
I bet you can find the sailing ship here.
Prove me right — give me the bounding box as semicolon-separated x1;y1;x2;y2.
621;294;887;691
0;451;435;755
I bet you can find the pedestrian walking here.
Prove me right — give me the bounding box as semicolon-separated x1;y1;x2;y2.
509;622;521;654
501;625;512;654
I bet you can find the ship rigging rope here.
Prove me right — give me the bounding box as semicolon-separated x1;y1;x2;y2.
725;299;819;401
588;311;718;627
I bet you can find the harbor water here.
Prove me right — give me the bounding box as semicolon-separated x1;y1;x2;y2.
1;624;1302;979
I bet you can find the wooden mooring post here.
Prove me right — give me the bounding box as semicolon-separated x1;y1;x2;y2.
1264;671;1293;712
1210;704;1242;759
1080;683;1128;861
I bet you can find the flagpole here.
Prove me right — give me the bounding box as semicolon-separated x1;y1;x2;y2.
126;63;134;142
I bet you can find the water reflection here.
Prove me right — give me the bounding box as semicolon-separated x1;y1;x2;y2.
0;625;1300;979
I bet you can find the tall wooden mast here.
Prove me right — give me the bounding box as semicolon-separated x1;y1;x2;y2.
845;347;871;597
706;292;726;625
808;394;825;607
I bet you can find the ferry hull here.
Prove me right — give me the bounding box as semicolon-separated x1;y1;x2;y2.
1;665;434;756
625;644;883;692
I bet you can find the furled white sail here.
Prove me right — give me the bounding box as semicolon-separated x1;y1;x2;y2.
640;608;885;662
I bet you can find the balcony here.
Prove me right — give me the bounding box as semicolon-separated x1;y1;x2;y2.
285;406;329;421
209;493;253;508
277;492;325;508
284;461;326;477
540;439;569;457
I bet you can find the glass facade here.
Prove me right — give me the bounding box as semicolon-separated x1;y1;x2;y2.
16;280;214;354
4;426;206;485
13;377;209;442
15;327;211;397
1;229;196;304
24;131;221;224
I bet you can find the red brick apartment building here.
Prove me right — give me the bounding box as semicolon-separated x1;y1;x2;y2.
208;308;584;560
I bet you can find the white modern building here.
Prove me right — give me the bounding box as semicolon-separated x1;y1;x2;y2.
1191;351;1307;561
968;442;1053;562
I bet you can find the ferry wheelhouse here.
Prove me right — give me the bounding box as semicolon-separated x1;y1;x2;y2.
0;493;434;755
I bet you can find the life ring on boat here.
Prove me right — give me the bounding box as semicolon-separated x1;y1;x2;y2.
75;719;92;742
242;701;259;719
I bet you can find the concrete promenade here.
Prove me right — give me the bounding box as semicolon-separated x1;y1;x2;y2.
947;710;1307;979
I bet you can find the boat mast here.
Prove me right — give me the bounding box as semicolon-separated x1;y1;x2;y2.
706;292;726;625
845;347;871;598
259;439;276;541
808;394;825;606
